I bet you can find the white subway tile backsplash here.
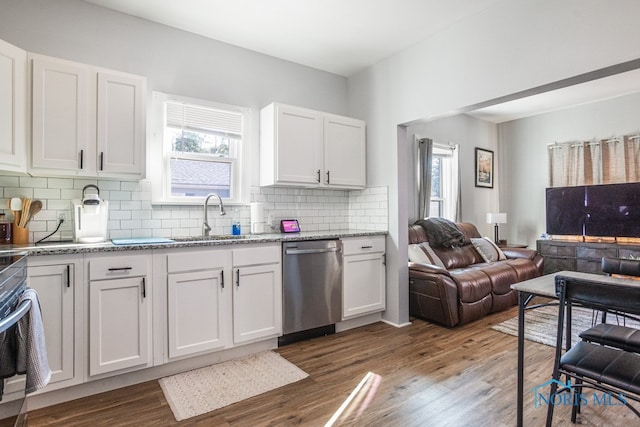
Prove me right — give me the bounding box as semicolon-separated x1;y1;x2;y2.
1;175;388;242
34;188;61;200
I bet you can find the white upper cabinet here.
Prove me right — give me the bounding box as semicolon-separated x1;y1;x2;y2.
0;39;26;173
260;102;366;189
31;55;90;172
96;72;145;175
323;114;366;188
30;53;146;179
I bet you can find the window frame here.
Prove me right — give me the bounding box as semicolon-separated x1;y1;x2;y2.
431;144;455;220
149;91;251;205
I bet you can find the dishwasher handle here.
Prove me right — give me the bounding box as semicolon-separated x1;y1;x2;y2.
284;247;341;255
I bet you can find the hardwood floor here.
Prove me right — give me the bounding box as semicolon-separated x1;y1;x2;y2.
24;307;635;426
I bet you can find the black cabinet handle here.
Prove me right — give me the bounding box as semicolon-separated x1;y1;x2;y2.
79;150;84;169
383;253;387;266
108;267;132;272
236;269;240;287
100;152;104;170
142;277;146;298
66;265;70;287
221;270;224;288
326;170;330;184
361;245;373;249
316;169;321;183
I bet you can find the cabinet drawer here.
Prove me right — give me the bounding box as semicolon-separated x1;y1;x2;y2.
542;256;576;275
576;246;617;260
233;245;280;266
167;249;230;273
342;236;385;255
619;247;640;259
576;259;607;275
538;243;576;257
89;254;148;280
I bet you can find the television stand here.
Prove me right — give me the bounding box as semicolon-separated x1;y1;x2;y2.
537;239;640;275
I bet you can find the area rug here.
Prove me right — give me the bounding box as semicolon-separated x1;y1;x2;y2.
491;305;640;348
159;351;308;421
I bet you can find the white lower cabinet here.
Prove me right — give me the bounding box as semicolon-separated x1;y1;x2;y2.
87;253;152;377
166;249;230;359
342;236;386;319
162;245;282;352
232;245;282;344
4;256;82;395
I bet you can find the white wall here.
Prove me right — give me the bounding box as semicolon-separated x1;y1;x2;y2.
0;0;365;241
499;91;640;249
0;0;348;193
348;0;640;326
406;115;499;237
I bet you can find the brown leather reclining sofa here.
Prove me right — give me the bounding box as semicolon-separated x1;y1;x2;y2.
408;220;544;327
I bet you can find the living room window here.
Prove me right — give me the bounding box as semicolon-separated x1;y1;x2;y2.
149;92;250;204
431;144;458;220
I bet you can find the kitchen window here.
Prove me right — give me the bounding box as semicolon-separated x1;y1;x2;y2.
149;92;250;204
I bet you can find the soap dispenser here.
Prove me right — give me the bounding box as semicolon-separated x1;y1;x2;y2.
232;209;241;235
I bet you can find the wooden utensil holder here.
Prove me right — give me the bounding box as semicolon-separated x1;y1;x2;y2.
13;226;29;245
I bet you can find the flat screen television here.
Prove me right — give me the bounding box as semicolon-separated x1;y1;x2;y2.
545;182;640;238
545;186;586;235
585;182;640;237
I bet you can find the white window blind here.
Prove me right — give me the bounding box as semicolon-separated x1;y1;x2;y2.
166;101;243;138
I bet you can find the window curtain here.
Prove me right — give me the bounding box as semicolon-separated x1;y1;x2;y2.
548;140;601;187
549;134;640;187
624;135;640;182
417;137;433;220
601;138;626;183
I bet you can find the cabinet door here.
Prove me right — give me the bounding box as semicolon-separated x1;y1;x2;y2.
0;39;26;173
4;262;77;394
274;105;323;185
233;264;282;344
323;114;366;188
89;276;150;376
96;72;145;176
31;55;90;172
343;252;386;318
167;269;227;358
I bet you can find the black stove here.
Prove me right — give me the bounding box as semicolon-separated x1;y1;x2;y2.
0;252;28;322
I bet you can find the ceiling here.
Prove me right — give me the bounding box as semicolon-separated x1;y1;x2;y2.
83;0;504;77
84;0;640;123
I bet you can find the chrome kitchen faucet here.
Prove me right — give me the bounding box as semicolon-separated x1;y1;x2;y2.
202;193;226;236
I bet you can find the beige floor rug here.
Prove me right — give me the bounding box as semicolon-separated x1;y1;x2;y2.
159;351;308;421
491;305;640;348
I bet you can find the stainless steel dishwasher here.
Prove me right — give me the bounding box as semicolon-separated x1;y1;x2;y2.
279;239;343;345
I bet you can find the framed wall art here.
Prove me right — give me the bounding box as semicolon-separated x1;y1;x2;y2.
475;147;494;188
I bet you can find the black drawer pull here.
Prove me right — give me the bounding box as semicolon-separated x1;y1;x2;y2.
108;267;133;272
361;245;373;249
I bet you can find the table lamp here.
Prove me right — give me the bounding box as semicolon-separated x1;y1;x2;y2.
487;213;507;244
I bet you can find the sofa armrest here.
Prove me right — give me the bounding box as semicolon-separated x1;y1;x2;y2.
408;261;452;277
502;247;538;261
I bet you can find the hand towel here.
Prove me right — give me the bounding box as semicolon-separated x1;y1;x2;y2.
0;326;17;400
16;289;51;394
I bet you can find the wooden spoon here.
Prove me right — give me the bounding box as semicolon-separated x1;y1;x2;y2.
20;198;31;228
26;200;42;225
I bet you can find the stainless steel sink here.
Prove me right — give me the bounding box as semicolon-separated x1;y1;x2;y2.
172;235;249;242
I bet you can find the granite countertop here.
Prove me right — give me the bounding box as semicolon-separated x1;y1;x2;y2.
0;230;387;256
